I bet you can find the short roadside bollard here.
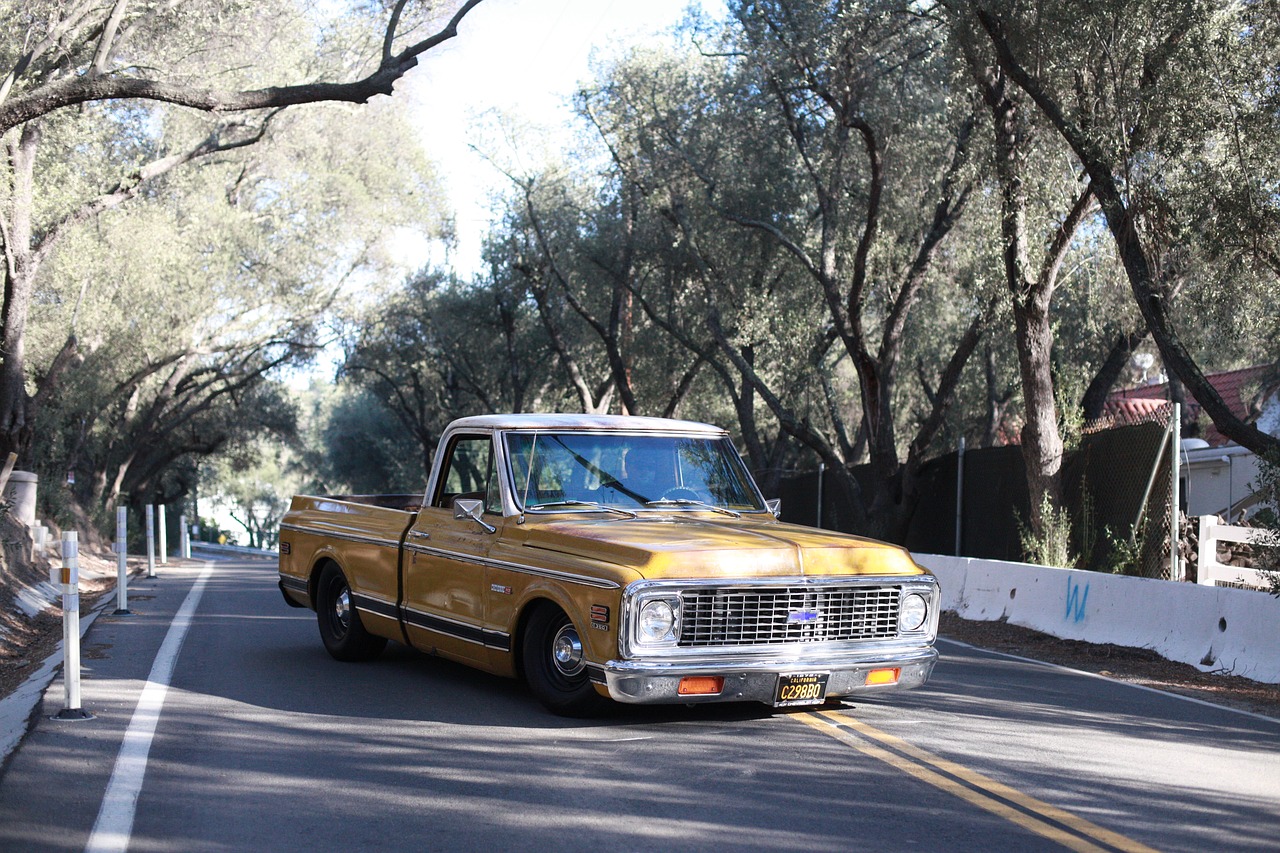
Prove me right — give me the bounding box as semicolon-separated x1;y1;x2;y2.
114;505;130;615
180;513;191;559
55;531;93;721
146;504;156;578
158;504;168;565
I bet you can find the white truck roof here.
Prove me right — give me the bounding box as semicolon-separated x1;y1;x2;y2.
446;414;728;435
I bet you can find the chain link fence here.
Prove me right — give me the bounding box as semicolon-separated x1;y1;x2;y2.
776;405;1180;576
1068;405;1175;578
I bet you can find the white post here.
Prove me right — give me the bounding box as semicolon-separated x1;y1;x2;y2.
1226;454;1235;524
955;436;966;557
158;504;168;565
56;531;92;720
815;462;825;528
180;513;191;559
1197;515;1214;586
146;504;156;578
115;505;129;614
1171;403;1182;581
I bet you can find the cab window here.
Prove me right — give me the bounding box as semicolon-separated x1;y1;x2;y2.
433;435;499;513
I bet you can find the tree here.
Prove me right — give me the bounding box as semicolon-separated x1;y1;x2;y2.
610;1;995;539
337;266;558;481
1;0;485;465
207;438;305;550
961;0;1280;454
954;20;1097;533
500;177;623;416
312;385;427;495
29;97;446;522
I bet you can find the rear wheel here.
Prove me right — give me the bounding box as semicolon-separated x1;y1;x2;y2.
316;562;387;662
522;606;609;717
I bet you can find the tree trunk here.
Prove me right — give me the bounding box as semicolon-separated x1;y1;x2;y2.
975;7;1280;458
0;124;41;465
978;61;1065;533
1081;329;1148;422
982;346;1014;447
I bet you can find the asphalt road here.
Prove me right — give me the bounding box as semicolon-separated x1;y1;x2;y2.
1;555;1277;853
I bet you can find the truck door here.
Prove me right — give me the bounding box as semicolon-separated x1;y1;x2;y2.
401;432;501;666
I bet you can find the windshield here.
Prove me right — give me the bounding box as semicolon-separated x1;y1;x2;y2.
506;432;765;513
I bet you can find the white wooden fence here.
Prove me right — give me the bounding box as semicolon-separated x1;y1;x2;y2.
1197;515;1276;590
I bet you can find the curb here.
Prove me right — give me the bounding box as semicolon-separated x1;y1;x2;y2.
0;557;218;771
0;592;113;771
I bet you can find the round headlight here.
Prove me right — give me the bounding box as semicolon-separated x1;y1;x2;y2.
638;599;676;642
898;593;928;632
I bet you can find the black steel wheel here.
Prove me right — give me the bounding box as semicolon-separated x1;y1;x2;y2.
316;562;387;662
522;605;609;717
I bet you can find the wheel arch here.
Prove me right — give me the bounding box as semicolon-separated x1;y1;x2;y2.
308;555;342;610
512;596;563;682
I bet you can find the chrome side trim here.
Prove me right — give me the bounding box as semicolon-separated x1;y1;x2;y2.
398;602;512;652
348;592;513;652
279;522;401;550
586;662;608;685
278;574;308;594
284;521;618;589
404;542;621;590
350;592;399;621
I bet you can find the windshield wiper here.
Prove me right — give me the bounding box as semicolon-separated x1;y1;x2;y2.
644;499;741;518
526;499;638;519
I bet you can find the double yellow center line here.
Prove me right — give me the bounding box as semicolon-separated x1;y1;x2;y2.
794;711;1160;853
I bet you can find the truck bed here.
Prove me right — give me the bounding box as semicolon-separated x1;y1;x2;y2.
320;494;423;511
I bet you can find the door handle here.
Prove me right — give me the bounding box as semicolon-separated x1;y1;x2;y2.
408;530;430;540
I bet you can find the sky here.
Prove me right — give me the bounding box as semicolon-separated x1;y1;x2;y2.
397;0;727;277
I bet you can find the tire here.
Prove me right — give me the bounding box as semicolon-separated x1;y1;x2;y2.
316;562;387;662
522;606;609;717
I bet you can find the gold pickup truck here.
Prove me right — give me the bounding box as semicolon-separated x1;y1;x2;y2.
278;414;939;715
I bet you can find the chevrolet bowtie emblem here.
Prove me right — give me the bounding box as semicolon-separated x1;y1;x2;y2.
787;609;821;624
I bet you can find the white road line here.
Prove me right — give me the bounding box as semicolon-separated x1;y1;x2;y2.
938;636;1280;727
84;563;215;853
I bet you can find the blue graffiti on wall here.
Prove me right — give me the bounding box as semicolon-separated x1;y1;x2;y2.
1064;576;1090;623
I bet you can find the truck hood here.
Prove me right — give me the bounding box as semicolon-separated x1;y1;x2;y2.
517;515;924;580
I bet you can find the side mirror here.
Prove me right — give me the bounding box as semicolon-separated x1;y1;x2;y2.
766;498;781;518
454;498;496;533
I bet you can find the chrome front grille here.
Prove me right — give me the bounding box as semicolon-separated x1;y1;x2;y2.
678;585;901;647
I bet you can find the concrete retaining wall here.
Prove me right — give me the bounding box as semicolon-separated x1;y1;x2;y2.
917;553;1280;685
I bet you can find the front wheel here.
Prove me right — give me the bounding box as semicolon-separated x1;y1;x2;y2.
316;562;387;662
522;606;609;717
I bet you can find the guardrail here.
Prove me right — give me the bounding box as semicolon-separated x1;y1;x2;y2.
1198;516;1274;590
190;541;275;557
918;552;1280;684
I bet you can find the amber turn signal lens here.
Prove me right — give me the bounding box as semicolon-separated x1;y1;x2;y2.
865;668;900;686
677;676;725;695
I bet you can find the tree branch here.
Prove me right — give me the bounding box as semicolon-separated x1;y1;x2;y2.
0;0;486;135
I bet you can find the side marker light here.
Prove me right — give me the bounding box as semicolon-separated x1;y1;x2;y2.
677;676;725;696
865;668;900;686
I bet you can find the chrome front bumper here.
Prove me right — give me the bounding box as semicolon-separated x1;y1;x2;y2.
600;645;938;706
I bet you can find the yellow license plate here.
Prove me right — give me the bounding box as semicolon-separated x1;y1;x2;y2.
775;672;829;706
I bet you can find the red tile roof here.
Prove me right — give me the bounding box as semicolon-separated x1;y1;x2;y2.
1106;364;1275;446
